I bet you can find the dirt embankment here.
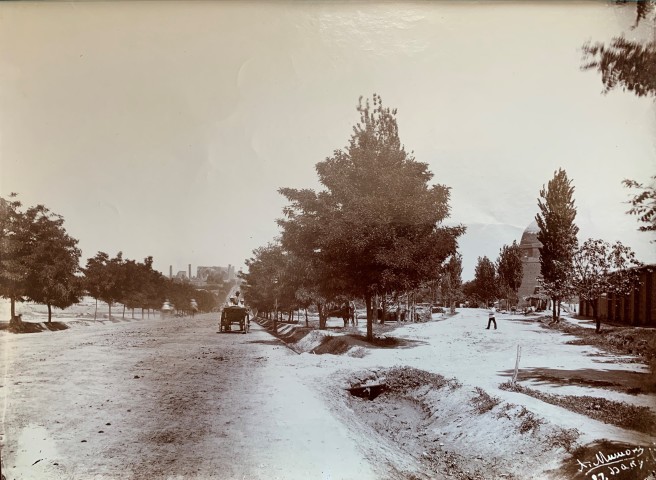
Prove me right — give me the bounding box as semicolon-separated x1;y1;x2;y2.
3;316;69;333
257;316;656;480
541;316;656;364
335;366;584;480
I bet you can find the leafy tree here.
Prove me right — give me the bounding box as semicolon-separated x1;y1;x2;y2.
622;175;656;240
119;259;142;318
582;36;656;98
83;252;125;320
581;3;655;244
572;238;643;333
581;0;656;98
1;195;82;321
241;243;293;327
278;95;464;340
496;241;523;308
192;288;217;313
0;194;27;319
536;169;579;321
23;207;82;322
473;256;497;307
166;278;196;315
462;279;477;305
139;256;162;316
438;253;463;311
120;257;163;318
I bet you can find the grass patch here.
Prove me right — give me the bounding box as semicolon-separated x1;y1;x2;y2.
379;366;461;394
500;381;656;435
471;386;501;414
546;427;580;453
542;318;656;361
517;405;545;433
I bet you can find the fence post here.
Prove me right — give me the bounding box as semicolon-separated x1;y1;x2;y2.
512;345;522;385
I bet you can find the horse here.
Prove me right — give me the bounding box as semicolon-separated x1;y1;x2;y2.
326;303;356;328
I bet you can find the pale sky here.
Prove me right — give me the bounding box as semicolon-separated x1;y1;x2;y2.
1;1;654;281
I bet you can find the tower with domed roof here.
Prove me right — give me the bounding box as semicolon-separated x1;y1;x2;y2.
516;220;543;305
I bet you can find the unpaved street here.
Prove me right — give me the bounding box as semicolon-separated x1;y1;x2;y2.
1;314;375;480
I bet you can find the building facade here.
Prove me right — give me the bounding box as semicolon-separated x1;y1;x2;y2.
579;265;656;327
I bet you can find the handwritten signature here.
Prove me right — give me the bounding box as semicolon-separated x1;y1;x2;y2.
576;446;656;478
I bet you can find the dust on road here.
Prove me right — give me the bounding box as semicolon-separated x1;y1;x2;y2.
1;314;376;480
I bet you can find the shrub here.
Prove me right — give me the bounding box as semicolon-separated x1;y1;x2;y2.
471;386;501;414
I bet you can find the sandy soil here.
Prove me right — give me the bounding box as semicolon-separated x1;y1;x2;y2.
1;314;376;480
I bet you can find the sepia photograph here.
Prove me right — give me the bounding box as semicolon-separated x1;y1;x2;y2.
1;1;655;479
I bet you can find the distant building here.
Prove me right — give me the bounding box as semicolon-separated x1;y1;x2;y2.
516;221;546;308
196;266;228;282
167;264;238;287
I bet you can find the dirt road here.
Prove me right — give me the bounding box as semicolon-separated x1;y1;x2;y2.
1;314;376;480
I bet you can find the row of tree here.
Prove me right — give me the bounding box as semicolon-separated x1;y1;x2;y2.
464;169;645;333
0;194;223;322
463;241;524;308
83;251;222;320
242;92;652;337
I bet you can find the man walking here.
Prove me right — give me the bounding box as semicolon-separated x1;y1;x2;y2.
486;304;497;330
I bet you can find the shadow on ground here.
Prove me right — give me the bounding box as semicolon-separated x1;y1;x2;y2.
312;333;425;355
500;367;655;394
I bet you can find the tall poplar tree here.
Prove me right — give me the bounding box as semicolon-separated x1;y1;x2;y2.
536;169;579;321
496;241;523;308
473;256;497;307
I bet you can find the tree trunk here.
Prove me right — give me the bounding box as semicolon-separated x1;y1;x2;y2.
108;302;112;319
557;300;561;319
47;303;52;323
365;294;373;342
94;298;98;320
10;297;16;319
318;302;328;330
122;304;126;319
141;308;144;319
381;292;387;325
132;308;135;319
551;297;557;321
591;301;601;333
305;308;309;327
411;292;416;322
373;293;380;325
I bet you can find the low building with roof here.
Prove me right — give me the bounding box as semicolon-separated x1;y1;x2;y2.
579;264;656;327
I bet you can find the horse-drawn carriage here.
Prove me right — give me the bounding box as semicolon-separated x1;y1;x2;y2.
220;304;250;333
